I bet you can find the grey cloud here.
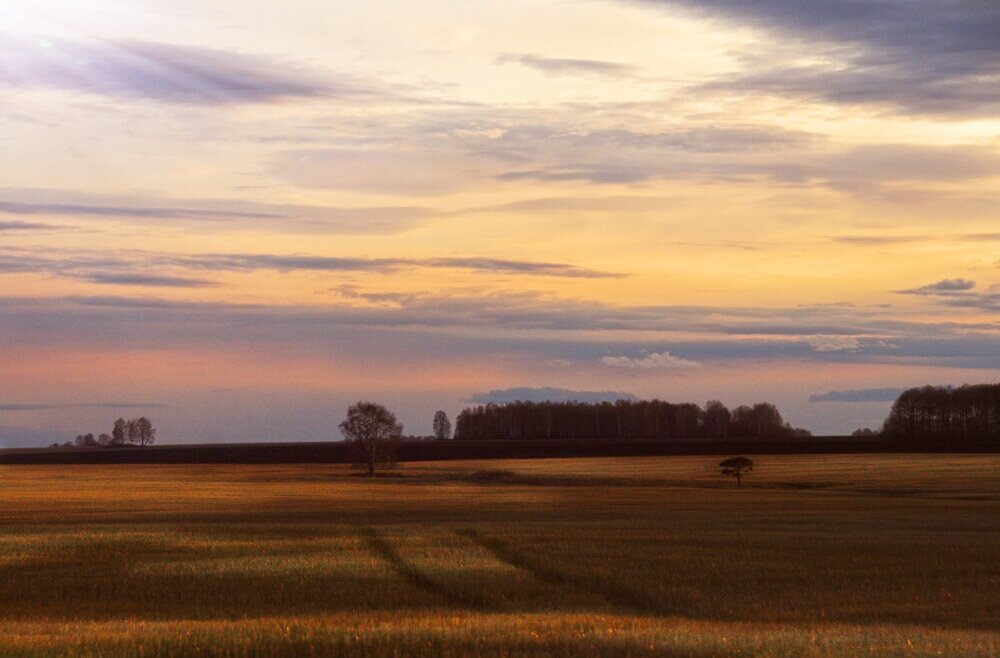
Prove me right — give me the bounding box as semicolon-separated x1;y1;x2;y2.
274;123;817;193
0;199;280;221
0;35;370;104
833;233;1000;246
809;388;905;403
831;235;925;246
495;53;637;78
0;189;434;235
0;401;168;411
644;0;1000;116
0;247;622;285
78;273;219;288
1;293;999;368
893;278;1000;314
0;220;67;232
181;253;621;278
494;141;1000;192
467;387;638;404
931;292;1000;313
899;278;977;295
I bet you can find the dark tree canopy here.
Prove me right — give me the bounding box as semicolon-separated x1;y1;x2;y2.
454;399;808;441
339;402;403;476
720;456;753;486
64;417;156;449
112;418;127;446
882;384;1000;441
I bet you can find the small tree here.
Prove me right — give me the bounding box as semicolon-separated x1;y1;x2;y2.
432;410;451;440
98;433;112;446
339;402;403;476
135;417;156;446
112;418;127;446
720;456;753;487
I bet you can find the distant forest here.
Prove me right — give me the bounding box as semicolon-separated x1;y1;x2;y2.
454;399;810;441
882;384;1000;441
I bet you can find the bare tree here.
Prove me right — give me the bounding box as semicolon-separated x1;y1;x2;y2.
720;456;753;487
126;419;140;445
112;418;127;446
134;417;156;446
432;410;451;440
98;433;112;446
339;402;403;476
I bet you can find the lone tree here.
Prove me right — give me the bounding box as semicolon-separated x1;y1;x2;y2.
720;456;753;487
432;410;451;440
339;402;403;476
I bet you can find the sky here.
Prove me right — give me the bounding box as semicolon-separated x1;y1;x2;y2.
0;0;998;445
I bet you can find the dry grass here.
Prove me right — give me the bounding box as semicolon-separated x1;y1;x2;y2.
0;454;997;656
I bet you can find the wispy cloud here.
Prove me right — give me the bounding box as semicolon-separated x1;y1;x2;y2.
77;273;218;288
0;220;67;232
2;293;999;368
0;35;374;104
601;351;703;369
0;189;435;235
0;246;623;286
467;387;637;404
809;388;905;403
495;53;637;78
0;401;168;411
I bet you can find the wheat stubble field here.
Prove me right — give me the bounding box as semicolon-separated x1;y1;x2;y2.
0;454;997;657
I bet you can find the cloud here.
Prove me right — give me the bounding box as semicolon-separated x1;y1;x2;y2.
467;387;637;404
0;189;434;235
809;388;905;403
77;273;218;288
899;278;977;295
0;35;371;104
184;254;622;278
274;122;817;193
644;0;1000;116
601;351;703;369
0;220;66;232
830;235;925;246
0;401;168;411
495;53;637;78
2;293;1000;369
0;246;622;284
804;335;860;352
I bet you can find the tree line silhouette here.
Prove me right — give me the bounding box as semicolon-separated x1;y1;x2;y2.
881;384;1000;441
51;417;157;448
454;399;811;441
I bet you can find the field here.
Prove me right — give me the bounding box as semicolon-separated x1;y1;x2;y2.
0;454;997;657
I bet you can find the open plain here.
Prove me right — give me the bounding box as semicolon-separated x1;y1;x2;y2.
0;454;997;657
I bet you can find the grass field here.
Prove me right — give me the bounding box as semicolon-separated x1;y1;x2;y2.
0;454;997;657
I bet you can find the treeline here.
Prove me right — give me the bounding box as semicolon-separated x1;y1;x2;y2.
882;384;1000;441
50;417;157;448
454;400;810;441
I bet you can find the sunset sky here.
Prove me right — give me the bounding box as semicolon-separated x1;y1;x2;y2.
1;0;998;444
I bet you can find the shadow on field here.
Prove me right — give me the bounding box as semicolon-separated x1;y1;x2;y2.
458;528;660;615
361;527;488;609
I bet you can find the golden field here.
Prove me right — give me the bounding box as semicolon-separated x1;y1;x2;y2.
0;454;997;657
